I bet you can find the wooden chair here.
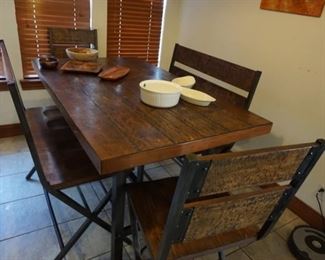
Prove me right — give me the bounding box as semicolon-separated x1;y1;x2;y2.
48;28;98;58
1;39;131;259
127;140;324;259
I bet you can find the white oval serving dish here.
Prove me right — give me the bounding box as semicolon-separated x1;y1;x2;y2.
180;87;216;106
171;75;196;88
139;80;181;108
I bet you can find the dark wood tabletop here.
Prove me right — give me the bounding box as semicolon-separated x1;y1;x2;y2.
33;57;272;176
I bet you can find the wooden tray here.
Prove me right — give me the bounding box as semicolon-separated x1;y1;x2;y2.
98;66;130;80
60;60;103;74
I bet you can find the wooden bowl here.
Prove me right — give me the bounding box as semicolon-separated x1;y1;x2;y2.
39;56;58;69
66;47;98;61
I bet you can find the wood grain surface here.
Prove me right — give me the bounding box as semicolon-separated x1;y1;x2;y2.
33;57;272;175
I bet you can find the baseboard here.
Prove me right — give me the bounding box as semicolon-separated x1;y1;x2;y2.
0;123;22;138
288;196;325;230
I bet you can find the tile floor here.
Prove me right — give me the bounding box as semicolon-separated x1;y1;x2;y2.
0;136;304;260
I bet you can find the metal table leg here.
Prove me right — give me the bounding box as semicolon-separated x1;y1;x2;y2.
111;171;127;259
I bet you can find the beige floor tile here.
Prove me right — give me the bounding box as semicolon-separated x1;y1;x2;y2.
242;232;295;260
195;249;247;260
0;136;29;155
227;249;251;260
273;209;299;230
276;217;307;240
0;151;34;176
164;162;181;177
146;166;170;180
0;172;43;204
0;195;52;240
50;184;101;224
0;226;60;260
59;212;112;260
90;248;131;259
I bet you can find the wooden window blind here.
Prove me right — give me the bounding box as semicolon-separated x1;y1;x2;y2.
107;0;164;65
14;0;90;79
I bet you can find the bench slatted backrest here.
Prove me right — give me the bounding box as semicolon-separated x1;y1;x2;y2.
181;143;315;242
49;28;97;58
169;44;261;109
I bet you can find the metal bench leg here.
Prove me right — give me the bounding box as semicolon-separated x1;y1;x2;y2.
44;189;64;250
25;166;36;180
54;187;113;260
111;172;127;259
218;251;226;260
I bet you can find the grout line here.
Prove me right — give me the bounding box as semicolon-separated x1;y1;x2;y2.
0;214;85;243
0;193;43;206
87;250;110;259
225;247;241;256
0;224;55;243
274;216;299;231
241;248;254;260
0;169;35;178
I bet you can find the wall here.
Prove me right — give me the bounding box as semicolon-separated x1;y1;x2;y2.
173;0;325;212
159;0;182;70
0;0;107;125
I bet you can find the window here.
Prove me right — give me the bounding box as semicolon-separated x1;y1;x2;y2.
14;0;90;88
107;0;164;65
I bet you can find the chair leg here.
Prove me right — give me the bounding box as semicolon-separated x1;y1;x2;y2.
218;251;226;260
25;166;36;180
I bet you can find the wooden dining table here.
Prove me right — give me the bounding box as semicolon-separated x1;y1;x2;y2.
33;57;272;259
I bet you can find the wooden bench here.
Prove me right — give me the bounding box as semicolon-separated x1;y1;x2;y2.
169;43;262;109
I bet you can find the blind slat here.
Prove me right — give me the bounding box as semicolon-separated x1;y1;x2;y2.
15;0;90;78
107;0;164;65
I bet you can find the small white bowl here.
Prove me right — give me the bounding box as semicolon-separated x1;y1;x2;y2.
66;47;98;61
172;76;196;88
139;80;181;108
180;87;216;106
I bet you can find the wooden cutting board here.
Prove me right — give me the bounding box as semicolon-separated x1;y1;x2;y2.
98;66;130;80
60;60;103;73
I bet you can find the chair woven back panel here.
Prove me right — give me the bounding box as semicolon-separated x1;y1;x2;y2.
49;28;97;58
200;146;310;196
183;188;285;241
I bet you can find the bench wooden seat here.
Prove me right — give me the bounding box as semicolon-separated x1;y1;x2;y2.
25;106;103;189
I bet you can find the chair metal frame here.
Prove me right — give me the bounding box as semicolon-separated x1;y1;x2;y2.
1;39;131;259
128;140;324;259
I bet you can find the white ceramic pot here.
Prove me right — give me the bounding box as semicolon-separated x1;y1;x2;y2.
139;80;181;108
